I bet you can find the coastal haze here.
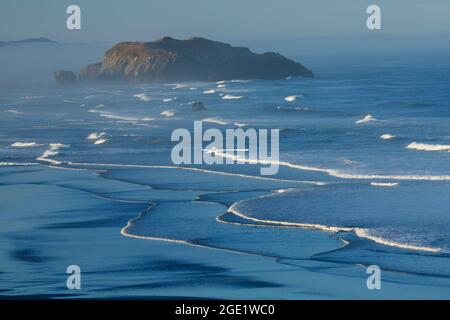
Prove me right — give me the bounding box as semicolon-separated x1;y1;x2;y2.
1;1;450;300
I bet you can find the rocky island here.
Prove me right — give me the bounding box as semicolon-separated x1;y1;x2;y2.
75;36;313;83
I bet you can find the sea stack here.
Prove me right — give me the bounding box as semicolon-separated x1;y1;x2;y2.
54;70;77;85
78;36;314;83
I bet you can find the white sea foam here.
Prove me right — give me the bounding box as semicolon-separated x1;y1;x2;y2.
355;228;440;253
228;203;351;233
3;109;24;115
162;98;177;102
228;198;440;253
203;89;216;94
217;84;227;88
211;149;450;181
406;141;450;152
370;182;399;187
161;110;175;117
0;162;39;166
356;114;377;124
222;94;243;100
172;84;187;89
10;142;41;148
87;132;107;140
380;134;395;140
36;143;69;165
133;93;151;101
284;95;302;102
94;139;108;145
99;113;139;121
202;118;229;125
234;122;247;127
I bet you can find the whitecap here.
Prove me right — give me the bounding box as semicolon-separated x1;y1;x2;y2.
161;110;175;117
162;98;177;102
203;89;216;94
36;143;69;165
356;114;377;124
87;132;107;140
380;134;395;140
370;182;399;187
222;94;243;100
94;139;108;145
133;93;151;101
202;118;229;125
0;162;38;166
284;95;302;102
406;141;450;152
10;142;41;148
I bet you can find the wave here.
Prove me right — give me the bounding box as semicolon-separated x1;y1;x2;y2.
133;93;152;101
10;142;41;148
211;149;450;181
0;162;39;166
202;117;229;125
3;109;24;115
354;228;440;253
162;98;177;102
93;139;108;145
203;89;216;94
370;182;399;187
170;84;187;89
406;141;450;152
228;202;352;233
222;94;243;100
36;143;69;165
356;114;377;124
87;132;107;140
284;95;302;102
99;113;141;121
161;110;175;117
380;134;395;140
234;122;247;127
276;106;309;112
228;198;440;253
217;84;227;88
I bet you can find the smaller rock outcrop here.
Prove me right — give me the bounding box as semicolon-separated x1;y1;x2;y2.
54;70;77;85
192;101;206;111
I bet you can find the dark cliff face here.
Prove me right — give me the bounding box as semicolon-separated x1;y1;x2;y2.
79;37;313;82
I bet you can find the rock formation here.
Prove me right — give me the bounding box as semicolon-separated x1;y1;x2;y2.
54;70;77;85
79;36;313;83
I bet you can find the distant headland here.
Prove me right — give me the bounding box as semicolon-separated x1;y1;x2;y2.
0;37;57;47
55;36;313;84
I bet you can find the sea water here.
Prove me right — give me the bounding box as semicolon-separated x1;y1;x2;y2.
2;51;450;288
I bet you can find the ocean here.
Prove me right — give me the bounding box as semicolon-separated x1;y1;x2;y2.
1;51;450;298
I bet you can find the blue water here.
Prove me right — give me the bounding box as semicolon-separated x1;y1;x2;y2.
2;52;450;293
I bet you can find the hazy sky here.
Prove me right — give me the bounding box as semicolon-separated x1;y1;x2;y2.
1;0;450;43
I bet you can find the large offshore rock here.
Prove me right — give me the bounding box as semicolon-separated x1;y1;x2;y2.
79;36;313;82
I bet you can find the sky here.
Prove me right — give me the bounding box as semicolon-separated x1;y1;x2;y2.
1;0;450;43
